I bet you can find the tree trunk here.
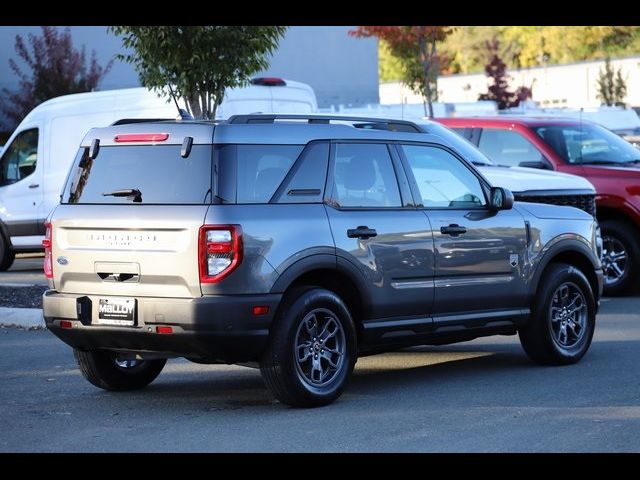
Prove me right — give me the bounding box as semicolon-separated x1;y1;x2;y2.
419;36;433;118
187;92;202;119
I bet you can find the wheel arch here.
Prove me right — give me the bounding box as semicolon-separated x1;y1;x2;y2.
270;254;371;340
531;239;601;303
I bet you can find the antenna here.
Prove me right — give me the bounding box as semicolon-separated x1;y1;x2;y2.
167;83;193;121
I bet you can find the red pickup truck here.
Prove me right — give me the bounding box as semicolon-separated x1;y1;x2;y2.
438;116;640;295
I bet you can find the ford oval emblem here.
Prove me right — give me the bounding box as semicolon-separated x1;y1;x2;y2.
57;256;69;266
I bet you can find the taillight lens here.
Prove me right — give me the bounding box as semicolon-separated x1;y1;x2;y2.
199;225;242;283
43;222;53;279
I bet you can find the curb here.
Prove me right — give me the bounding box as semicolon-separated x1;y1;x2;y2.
0;307;45;330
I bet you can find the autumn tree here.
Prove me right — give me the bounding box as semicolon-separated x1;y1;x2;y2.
350;26;453;118
597;57;627;107
0;26;112;130
478;39;532;110
110;26;287;120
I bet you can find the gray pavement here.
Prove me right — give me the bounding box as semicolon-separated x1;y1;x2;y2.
0;255;47;287
1;296;639;452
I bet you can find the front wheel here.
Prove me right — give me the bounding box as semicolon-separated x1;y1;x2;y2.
600;219;639;296
519;263;596;365
74;349;166;391
260;288;357;407
0;233;15;271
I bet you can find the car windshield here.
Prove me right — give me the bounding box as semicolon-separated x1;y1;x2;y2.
533;123;640;164
416;122;494;166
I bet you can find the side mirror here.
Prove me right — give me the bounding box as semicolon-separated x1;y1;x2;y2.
490;187;514;210
519;160;550;170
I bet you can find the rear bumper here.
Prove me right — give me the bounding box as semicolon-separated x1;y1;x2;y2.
43;290;282;363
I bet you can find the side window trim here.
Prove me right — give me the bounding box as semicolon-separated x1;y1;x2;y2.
270;140;330;204
394;141;490;210
324;140;407;210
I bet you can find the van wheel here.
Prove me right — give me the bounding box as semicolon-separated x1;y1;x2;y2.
74;349;166;391
600;220;639;296
0;233;15;271
260;287;357;408
519;263;596;366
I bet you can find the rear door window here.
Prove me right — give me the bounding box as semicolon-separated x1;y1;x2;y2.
62;145;212;204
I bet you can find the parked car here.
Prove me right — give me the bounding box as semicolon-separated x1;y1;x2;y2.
438;116;639;295
0;78;317;271
43;114;602;407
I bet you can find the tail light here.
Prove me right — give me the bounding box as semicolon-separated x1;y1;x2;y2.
198;225;242;283
43;222;53;279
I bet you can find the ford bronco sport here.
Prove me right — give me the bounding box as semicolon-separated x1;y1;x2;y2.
43;114;603;407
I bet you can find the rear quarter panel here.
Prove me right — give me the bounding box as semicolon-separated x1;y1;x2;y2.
201;204;334;295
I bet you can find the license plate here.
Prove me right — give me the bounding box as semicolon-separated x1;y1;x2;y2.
96;297;136;326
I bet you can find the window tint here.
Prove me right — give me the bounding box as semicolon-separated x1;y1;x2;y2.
0;128;38;186
331;143;401;208
274;142;329;204
62;145;212;204
533;124;640;164
233;145;303;203
401;145;486;208
478;128;544;167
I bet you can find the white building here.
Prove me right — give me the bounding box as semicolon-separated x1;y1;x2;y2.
381;55;640;108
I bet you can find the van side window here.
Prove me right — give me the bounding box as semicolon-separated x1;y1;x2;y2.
0;128;38;186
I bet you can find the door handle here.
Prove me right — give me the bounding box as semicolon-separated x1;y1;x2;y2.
440;224;467;236
347;226;378;239
28;183;39;189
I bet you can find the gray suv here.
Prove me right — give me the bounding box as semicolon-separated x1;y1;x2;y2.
43;114;604;407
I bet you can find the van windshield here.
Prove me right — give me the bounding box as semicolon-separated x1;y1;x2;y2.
61;145;212;204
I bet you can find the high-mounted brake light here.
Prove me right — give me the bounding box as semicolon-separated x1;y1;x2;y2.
43;222;53;279
199;225;243;283
114;133;169;143
250;77;286;87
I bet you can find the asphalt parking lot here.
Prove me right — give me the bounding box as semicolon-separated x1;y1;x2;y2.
1;258;639;452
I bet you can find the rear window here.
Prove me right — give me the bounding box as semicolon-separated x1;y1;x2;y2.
62;145;212;204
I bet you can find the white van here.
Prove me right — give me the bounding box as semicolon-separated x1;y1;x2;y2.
0;78;318;269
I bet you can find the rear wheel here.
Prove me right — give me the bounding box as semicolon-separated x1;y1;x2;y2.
260;287;357;407
74;349;166;391
0;233;15;271
519;263;596;365
600;219;639;296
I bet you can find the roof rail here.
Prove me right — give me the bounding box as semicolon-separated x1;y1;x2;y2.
111;118;174;126
226;114;422;132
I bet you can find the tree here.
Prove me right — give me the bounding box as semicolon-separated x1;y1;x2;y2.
478;38;532;110
597;57;627;107
0;26;112;130
350;26;453;118
110;26;287;120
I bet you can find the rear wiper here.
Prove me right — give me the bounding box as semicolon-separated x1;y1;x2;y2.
580;160;620;165
102;188;142;203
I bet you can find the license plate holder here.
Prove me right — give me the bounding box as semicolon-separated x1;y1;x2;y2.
96;297;136;326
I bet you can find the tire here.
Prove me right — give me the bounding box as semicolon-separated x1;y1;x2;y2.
0;233;15;271
260;287;357;408
74;349;166;391
600;219;639;296
519;263;596;366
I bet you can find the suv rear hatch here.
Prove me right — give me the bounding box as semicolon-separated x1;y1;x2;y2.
49;124;214;298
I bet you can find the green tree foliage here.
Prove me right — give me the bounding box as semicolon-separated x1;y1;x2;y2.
351;26;453;118
110;26;287;119
437;26;640;75
0;26;112;130
596;57;628;106
378;40;404;82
